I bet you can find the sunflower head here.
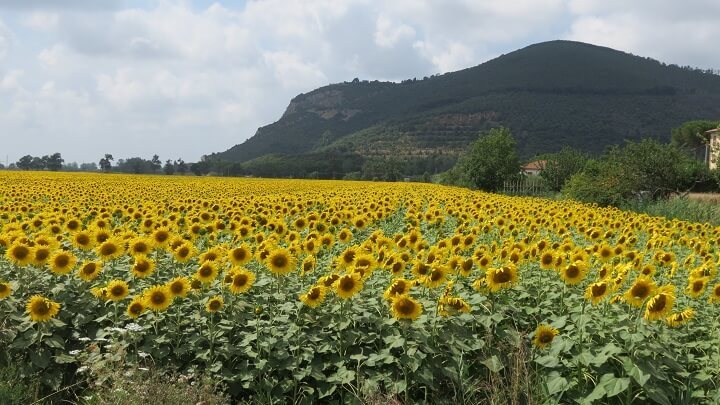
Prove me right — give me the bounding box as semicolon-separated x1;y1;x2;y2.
127;297;146;319
266;248;297;275
143;285;172;312
299;285;327;308
228;268;256;294
532;324;559;349
391;295;423;321
205;296;224;313
106;280;130;302
335;273;363;299
167;276;191;298
0;282;12;299
26;295;61;322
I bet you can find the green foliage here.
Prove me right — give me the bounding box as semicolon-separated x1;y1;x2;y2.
457;127;520;191
563;139;710;206
671;120;720;147
539;147;589;191
0;361;37;404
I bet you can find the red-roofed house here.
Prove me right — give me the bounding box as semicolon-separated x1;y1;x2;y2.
521;160;546;176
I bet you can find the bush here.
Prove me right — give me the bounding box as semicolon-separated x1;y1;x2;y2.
563;139;709;206
538;147;589;192
454;127;520;191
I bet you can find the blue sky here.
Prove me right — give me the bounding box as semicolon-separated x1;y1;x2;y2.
1;0;719;165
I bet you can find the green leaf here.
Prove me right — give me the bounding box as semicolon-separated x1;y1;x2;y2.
645;386;672;405
604;377;630;397
535;354;559;368
545;372;569;395
481;355;504;373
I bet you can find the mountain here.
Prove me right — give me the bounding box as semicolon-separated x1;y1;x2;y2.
212;40;720;178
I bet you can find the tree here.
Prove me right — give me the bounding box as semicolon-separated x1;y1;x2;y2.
45;153;64;171
30;156;44;170
458;127;520;191
151;155;162;172
671;120;720;147
176;159;187;175
16;155;33;170
99;154;114;172
163;159;175;175
539;147;589;191
79;162;98;171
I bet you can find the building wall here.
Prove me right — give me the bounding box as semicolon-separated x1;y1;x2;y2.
710;133;720;170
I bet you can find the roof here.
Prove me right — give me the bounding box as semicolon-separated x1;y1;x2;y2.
522;160;546;170
706;128;720;135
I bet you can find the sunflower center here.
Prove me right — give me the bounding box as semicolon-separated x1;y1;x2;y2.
308;288;321;300
430;270;443;282
648;294;667;312
171;282;184;294
541;254;553;265
631;284;649;298
565;265;580;279
493;269;511;283
272;255;287;268
233;249;247;261
100;244;117;256
591;283;607;297
199;266;213;277
110;286;125;296
13;246;30;260
35;249;50;261
177;247;189;257
33;301;50;315
55;255;70;267
130;303;143;314
83;264;97;275
538;331;554;344
77;235;90;245
339;277;356;291
396;298;416;315
233;274;248;287
692;281;703;292
209;300;221;310
151;291;167;305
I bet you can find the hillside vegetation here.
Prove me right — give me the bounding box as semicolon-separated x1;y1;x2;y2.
213;40;720;178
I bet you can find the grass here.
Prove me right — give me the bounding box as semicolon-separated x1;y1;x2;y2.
622;195;720;225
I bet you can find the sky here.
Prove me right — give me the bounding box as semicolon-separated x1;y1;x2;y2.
1;0;719;165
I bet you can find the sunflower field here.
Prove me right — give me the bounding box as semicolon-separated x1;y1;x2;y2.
1;171;719;404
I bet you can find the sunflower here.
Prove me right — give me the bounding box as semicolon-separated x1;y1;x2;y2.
6;242;33;266
126;297;146;319
299;285;327;308
96;239;124;261
424;265;448;288
106;280;130;301
709;284;720;304
438;296;471;316
143;285;172;311
560;261;588;285
266;248;297;275
584;281;610;305
71;231;94;250
195;262;219;284
228;268;255;294
485;264;518;292
26;295;61;322
337;247;358;269
167;276;191;298
228;245;252;266
666;307;694;327
685;276;709;298
301;255;317;275
205;296;224;313
532;324;559;349
151;228;171;248
391;295;423;320
49;250;78;275
173;242;196;263
200;247;224;263
318;273;340;288
131;257;156;278
539;251;556;270
624;277;657;307
335;273;363;299
644;285;676;321
77;261;102;281
32;246;52;267
383;278;413;300
337;228;353;243
128;237;153;257
0;282;12;299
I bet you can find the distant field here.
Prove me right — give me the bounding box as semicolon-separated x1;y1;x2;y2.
1;171;719;403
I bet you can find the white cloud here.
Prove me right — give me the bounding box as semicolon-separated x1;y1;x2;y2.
0;19;11;61
374;14;415;48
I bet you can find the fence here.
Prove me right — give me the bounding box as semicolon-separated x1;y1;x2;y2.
502;176;548;196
